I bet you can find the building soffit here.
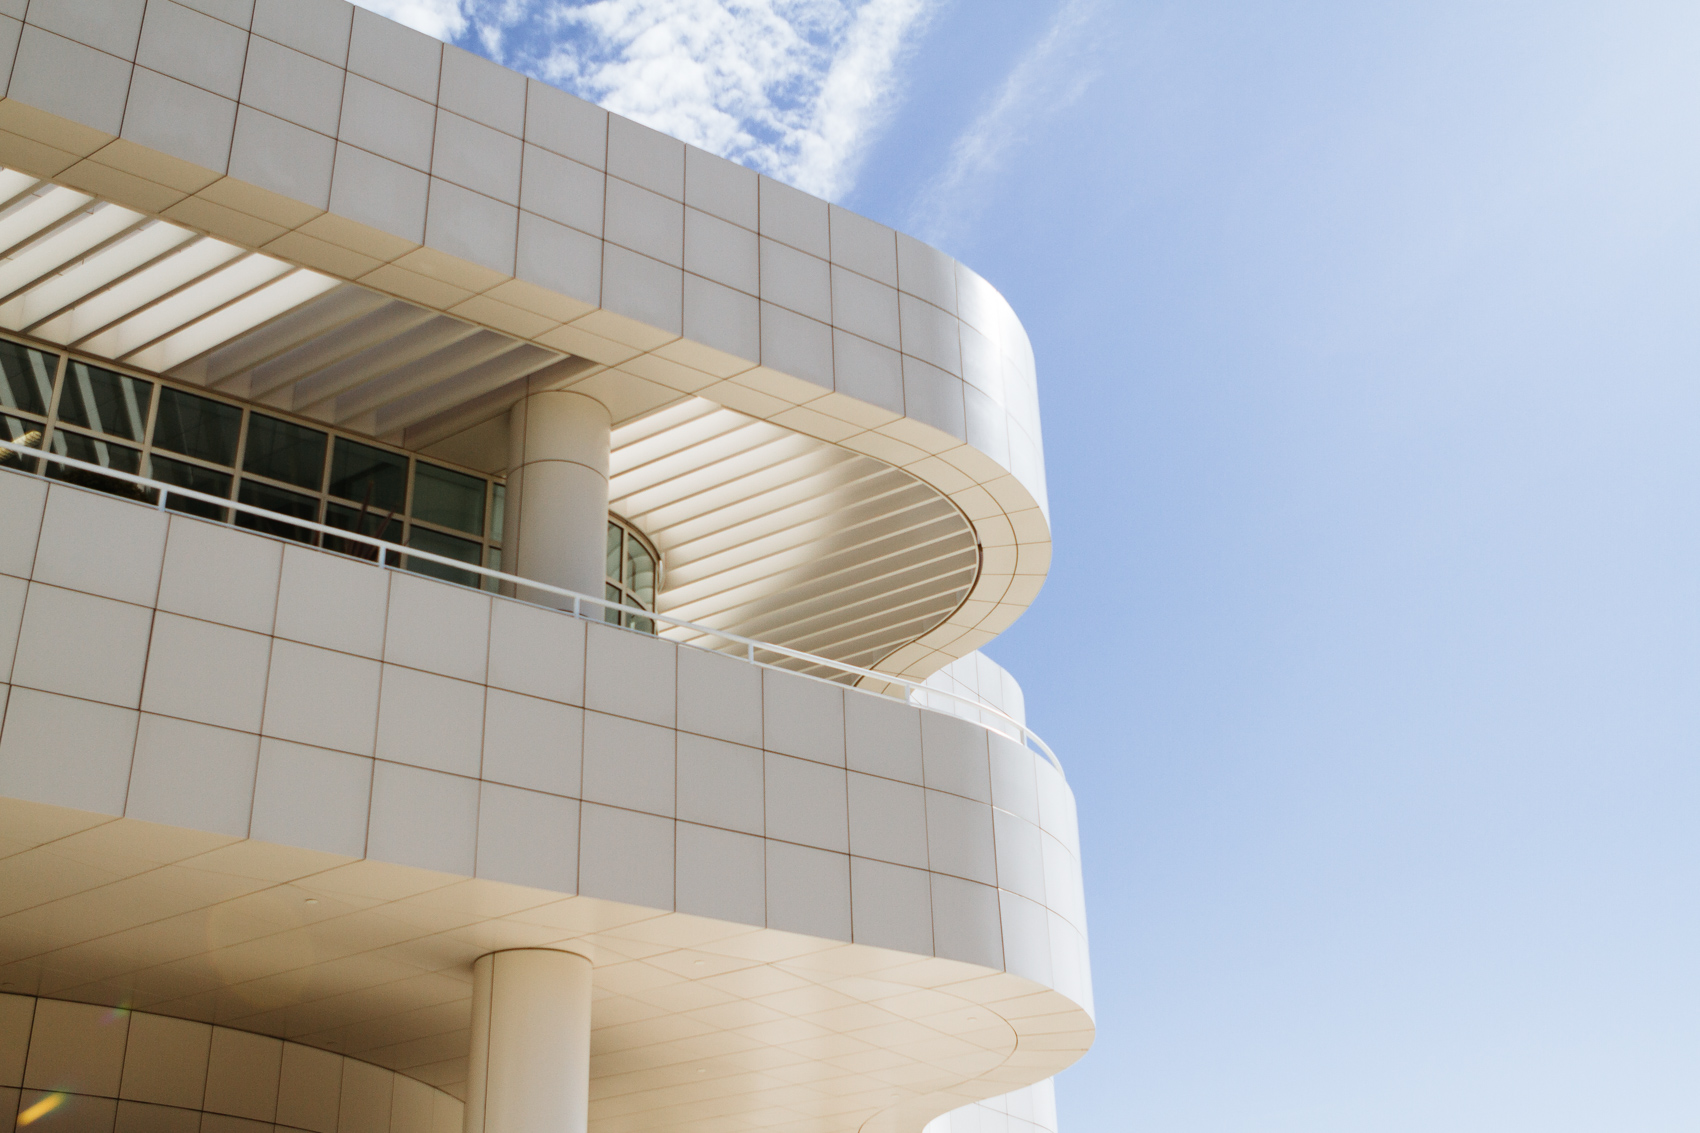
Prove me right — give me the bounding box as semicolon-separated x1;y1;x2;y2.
0;4;1050;681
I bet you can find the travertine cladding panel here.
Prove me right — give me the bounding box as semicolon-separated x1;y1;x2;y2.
0;470;1091;1012
0;991;463;1133
0;0;1047;523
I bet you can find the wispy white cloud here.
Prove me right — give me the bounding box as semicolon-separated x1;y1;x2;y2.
907;0;1103;245
351;0;936;201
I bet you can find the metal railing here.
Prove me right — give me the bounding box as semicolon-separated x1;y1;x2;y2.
0;437;1061;770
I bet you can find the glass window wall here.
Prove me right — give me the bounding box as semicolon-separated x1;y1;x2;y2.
0;334;666;615
0;334;508;590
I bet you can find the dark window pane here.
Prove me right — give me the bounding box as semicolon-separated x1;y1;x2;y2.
325;502;403;540
236;479;319;543
412;462;484;535
57;361;151;441
604;583;623;625
328;438;406;512
48;431;152;502
483;545;502;591
1;412;42;472
490;483;504;545
324;502;402;562
606;522;622;583
0;340;55;416
407;526;481;588
243;414;326;490
149;455;231;521
153;387;241;465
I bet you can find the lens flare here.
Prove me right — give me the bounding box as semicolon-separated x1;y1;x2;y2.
17;1092;65;1126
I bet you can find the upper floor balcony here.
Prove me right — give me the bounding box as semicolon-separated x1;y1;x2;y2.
0;0;1052;688
0;443;1089;1131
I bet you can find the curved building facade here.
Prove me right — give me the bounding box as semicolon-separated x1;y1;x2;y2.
0;3;1092;1132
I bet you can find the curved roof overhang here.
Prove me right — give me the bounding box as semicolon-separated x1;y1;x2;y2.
0;7;1050;680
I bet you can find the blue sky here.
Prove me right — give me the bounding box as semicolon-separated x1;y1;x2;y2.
361;2;1700;1128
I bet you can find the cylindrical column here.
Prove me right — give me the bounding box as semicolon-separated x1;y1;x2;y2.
504;388;611;606
464;949;593;1133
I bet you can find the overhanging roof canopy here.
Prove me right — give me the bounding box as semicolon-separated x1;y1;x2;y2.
0;171;979;672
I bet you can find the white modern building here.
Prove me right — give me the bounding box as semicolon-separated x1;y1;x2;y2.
0;3;1092;1133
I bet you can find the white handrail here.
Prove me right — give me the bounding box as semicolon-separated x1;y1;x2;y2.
0;437;1061;770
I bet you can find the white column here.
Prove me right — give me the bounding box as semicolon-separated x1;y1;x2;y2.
504;387;611;606
464;949;593;1133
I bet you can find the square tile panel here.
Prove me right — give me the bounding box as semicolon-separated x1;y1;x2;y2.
24;999;128;1095
991;810;1044;904
519;145;603;236
926;791;996;888
675;734;763;837
684;146;756;229
0;471;45;579
481;688;582;797
13;583;153;709
607;116;683;200
262;640;380;756
141;612;271;733
765;841;849;942
339;75;434;172
762;670;844;767
582;710;675;818
524;79;606;169
0;688;137;816
126;714;258;838
584;622;675;728
485;598;584;705
475;783;577;893
676;648;761;748
850;857;932;956
383;573;490;684
346;7;440;103
675;823;764;925
920;712;991;803
137;0;248;100
847;773;927;869
374;666;484;778
8;28;133;138
248;737;371;859
275;1041;341;1133
578;803;673;910
156;518;281;636
27;0;146;59
229;104;336;211
366;762;479;879
763;753;847;854
273;546;389;660
432;109;522;205
437;45;524;136
251;0;351;67
844;691;922;785
240;37;344;137
119;1012;211;1107
122;69;236;181
33;484;167;607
